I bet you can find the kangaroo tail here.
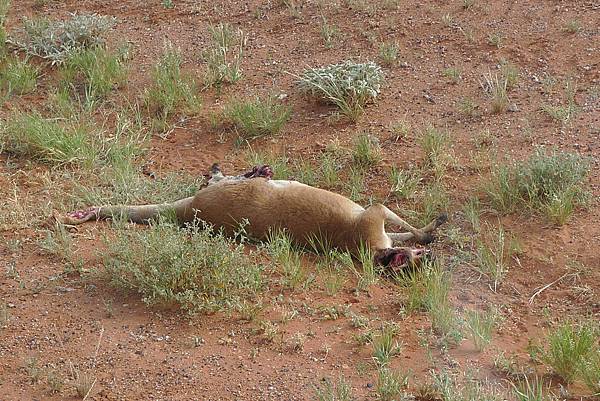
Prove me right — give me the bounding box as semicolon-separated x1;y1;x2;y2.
58;196;195;226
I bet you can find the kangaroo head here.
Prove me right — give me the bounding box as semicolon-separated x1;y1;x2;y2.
374;247;430;269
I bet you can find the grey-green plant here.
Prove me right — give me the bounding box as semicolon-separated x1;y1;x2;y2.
465;308;498;351
314;375;353;401
11;13;115;64
297;60;384;121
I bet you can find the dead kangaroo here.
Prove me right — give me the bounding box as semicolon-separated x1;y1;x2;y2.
60;165;447;270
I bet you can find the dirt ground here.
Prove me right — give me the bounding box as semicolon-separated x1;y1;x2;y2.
1;0;599;400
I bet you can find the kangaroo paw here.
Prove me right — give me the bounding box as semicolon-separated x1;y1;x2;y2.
58;207;100;225
244;165;274;179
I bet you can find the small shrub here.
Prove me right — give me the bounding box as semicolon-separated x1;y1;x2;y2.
1;57;38;94
512;376;555;401
484;149;590;224
465;308;498;351
390;165;421;199
443;67;461;84
540;321;596;383
104;219;264;315
12;13;115;64
457;97;477;116
500;59;519;89
487;32;503;48
580;348;600;395
224;95;291;140
563;20;581;34
145;42;200;129
419;125;452;178
481;71;508;113
474;225;519;291
202;23;245;87
372;325;402;367
1;111;93;165
352;132;381;168
376;368;409;401
314;375;353;401
297;60;384;121
320;18;340;49
378;41;399;65
60;46;127;105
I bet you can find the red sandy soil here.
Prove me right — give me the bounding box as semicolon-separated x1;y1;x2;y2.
1;0;599;400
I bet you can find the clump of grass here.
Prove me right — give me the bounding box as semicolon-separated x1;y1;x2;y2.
580;348;600;395
292;157;317;186
465;308;498;351
202;22;245;87
487;32;503;48
389;165;421;199
542;79;578;125
376;368;409;401
539;321;597;383
1;111;93;165
563;19;581;34
378;41;399;65
265;229;311;290
355;243;379;290
500;59;519;89
462;0;475;9
474;225;519;291
481;71;508;113
352;132;381;168
297;60;384;121
484;149;590;224
71;368;95;398
314;375;353;401
11;13;115;64
104;218;264;315
1;57;38;95
395;259;461;342
443;67;461;84
318;151;342;188
223;95;291;140
457;97;478;117
418;181;449;227
372;325;402;367
59;46;127;107
320;17;340;49
0;0;9;60
419;125;452;178
512;376;554;401
346;167;365;201
145;42;200;131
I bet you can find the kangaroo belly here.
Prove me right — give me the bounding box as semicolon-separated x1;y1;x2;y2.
186;179;363;246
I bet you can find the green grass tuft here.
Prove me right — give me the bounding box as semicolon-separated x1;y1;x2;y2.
1;57;38;95
224;95;291;140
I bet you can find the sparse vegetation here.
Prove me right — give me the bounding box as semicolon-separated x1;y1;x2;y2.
352;132;381;168
390;165;421;199
378;41;399;65
145;42;200;131
297;60;384;121
376;368;409;401
223;95;291;140
538;321;597;383
60;45;128;106
443;67;461;84
320;17;340;49
563;19;582;34
542;79;579;125
487;32;503;48
372;325;402;367
474;225;519;291
314;375;353;401
1;57;38;95
465;308;498;351
202;22;245;87
484;149;590;224
419;125;452;178
481;71;509;113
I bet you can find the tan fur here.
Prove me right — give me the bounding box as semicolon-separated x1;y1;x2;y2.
62;177;445;258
